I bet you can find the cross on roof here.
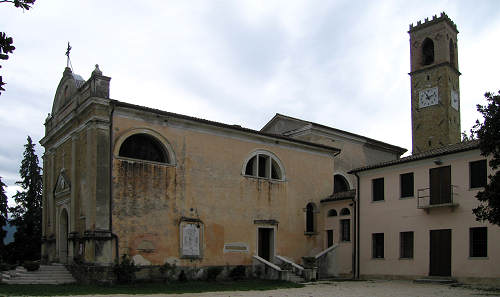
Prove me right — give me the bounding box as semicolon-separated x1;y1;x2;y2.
65;42;73;69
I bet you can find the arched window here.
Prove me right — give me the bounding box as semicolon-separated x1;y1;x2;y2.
422;38;434;65
328;209;337;217
340;208;350;216
306;203;316;233
119;133;169;163
243;151;284;180
334;174;350;193
449;39;455;68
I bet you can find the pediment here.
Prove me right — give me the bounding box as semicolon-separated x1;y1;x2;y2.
54;170;71;197
52;67;86;115
260;114;309;135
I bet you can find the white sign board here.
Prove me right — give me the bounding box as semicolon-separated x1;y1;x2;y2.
182;223;200;256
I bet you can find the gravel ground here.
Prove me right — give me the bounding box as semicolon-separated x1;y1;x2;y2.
82;280;500;297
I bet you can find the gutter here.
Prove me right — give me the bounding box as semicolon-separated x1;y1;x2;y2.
351;193;356;280
353;172;360;279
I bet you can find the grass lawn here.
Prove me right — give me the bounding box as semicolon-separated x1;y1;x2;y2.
0;280;303;296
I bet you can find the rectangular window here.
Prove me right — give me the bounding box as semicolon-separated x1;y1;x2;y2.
470;227;487;257
400;172;414;198
327;230;334;247
372;233;384;259
400;231;414;259
372;178;384;201
340;219;350;242
470;160;487;188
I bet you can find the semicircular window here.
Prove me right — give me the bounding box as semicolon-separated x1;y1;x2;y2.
334;174;350;193
244;152;284;181
119;133;169;163
340;208;350;216
328;209;338;217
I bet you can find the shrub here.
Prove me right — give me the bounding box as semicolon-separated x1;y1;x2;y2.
113;254;138;284
159;262;176;282
178;270;187;282
206;266;223;281
229;265;246;281
23;260;40;271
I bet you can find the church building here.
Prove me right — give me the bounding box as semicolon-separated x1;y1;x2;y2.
40;13;499;284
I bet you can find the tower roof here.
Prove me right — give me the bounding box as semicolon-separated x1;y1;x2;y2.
408;12;458;34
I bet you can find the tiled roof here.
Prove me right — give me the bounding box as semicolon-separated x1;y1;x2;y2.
263;113;407;155
349;140;480;173
111;100;341;154
320;190;356;203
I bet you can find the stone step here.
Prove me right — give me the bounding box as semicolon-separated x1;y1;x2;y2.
3;278;75;285
1;264;76;285
414;278;457;284
289;274;306;283
8;274;75;279
14;271;73;275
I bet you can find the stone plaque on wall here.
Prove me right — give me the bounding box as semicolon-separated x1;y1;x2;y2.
182;224;200;256
179;218;203;258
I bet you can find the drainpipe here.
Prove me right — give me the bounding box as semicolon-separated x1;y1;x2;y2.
354;172;360;279
351;195;356;280
109;101;119;262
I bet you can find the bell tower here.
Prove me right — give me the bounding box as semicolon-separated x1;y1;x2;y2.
409;12;461;154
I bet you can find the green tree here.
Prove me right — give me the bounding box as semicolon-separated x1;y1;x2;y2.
0;177;8;260
472;91;500;226
8;136;42;262
0;0;36;95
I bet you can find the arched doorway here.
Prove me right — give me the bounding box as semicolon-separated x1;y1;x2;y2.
59;209;69;263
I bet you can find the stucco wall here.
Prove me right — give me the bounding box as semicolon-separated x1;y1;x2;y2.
323;200;353;276
111;109;335;268
357;149;500;280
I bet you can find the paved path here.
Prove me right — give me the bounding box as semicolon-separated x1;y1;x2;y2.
83;280;499;297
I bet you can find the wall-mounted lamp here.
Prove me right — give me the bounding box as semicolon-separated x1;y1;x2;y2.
433;159;443;165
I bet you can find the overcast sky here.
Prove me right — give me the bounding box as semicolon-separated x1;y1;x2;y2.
1;0;499;206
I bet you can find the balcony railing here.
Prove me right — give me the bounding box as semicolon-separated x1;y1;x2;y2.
417;185;459;209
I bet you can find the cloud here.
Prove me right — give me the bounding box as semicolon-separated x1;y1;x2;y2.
0;0;499;202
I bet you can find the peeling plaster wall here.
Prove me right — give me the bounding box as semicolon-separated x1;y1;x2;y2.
111;110;335;267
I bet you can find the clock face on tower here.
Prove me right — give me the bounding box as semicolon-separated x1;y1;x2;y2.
451;90;459;110
418;87;439;108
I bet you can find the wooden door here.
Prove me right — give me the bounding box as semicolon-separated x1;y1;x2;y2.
429;229;452;276
429;166;451;204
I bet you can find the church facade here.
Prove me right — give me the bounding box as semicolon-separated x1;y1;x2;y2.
40;13;499;283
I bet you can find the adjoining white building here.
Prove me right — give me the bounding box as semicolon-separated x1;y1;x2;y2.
350;140;499;283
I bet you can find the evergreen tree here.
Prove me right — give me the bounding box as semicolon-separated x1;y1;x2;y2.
8;136;42;261
472;91;500;226
0;177;8;261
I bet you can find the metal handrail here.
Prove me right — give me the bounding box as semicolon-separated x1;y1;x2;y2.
417;185;458;209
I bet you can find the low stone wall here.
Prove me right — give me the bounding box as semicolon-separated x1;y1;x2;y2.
68;263;115;284
68;263;254;284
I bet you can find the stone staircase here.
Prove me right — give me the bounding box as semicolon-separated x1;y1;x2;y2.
288;273;306;283
1;264;76;284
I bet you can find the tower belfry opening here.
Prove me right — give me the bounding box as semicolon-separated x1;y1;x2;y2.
422;38;434;65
